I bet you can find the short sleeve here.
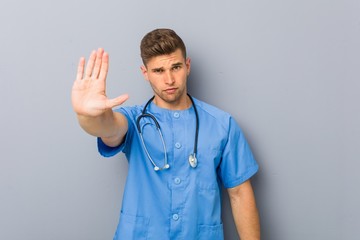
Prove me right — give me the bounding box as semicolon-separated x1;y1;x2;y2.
218;117;259;188
97;137;125;157
97;107;133;158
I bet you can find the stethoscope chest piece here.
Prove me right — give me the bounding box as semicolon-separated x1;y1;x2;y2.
188;154;197;168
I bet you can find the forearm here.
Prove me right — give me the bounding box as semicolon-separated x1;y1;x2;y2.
77;110;128;147
232;196;260;239
228;180;260;240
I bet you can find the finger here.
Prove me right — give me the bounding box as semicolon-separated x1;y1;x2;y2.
85;50;96;78
98;51;109;81
106;94;129;109
92;48;104;79
76;57;85;81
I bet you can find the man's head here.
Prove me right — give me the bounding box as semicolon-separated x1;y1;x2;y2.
140;29;191;109
140;28;187;66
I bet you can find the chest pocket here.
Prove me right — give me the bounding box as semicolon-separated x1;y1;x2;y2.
197;147;222;176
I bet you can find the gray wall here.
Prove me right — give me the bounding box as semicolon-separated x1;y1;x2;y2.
1;0;359;239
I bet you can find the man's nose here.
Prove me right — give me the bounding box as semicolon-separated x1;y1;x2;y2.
164;71;175;84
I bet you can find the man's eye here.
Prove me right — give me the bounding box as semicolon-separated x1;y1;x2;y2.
153;69;164;73
172;66;181;71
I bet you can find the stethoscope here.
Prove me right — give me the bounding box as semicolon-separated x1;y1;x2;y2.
136;94;199;171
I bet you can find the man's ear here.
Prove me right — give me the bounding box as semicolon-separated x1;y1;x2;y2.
140;65;149;81
186;58;191;76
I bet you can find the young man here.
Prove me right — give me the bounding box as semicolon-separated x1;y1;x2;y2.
72;29;260;239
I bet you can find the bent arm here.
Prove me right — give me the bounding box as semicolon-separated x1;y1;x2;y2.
227;180;260;240
72;48;129;147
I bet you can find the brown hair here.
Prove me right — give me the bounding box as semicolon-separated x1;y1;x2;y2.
140;28;187;66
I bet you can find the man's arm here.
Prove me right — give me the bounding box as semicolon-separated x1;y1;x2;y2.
227;180;260;240
71;48;129;147
77;110;128;147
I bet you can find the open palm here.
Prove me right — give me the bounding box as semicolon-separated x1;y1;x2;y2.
71;48;128;117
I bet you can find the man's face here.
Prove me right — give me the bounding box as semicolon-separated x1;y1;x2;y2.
141;49;191;109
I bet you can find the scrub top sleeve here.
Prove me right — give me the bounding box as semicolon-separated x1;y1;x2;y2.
97;108;132;157
219;117;259;188
97;137;125;157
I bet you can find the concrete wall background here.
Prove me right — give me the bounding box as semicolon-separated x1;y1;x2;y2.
1;0;359;239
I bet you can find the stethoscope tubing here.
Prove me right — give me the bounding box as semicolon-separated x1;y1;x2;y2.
136;94;199;171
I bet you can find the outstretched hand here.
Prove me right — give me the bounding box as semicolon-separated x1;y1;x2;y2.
71;48;128;117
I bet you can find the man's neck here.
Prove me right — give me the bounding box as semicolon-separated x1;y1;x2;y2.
153;94;191;110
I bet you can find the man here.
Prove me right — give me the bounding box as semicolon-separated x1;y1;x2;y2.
72;28;260;239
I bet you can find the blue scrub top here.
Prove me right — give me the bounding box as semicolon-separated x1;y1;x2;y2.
98;97;258;240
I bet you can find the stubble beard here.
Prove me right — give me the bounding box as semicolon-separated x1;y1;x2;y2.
152;86;187;107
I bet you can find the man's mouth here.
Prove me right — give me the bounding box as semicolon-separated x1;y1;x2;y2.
164;88;177;94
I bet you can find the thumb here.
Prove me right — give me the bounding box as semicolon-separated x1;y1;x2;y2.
106;94;129;109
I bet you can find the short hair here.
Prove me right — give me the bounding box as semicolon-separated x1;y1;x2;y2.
140;28;187;66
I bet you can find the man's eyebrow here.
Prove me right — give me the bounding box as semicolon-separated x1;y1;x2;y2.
172;62;183;67
151;67;165;72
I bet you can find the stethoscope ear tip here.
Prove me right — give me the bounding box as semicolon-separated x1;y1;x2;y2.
154;164;170;171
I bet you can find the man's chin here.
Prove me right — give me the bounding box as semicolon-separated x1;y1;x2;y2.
156;93;184;106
